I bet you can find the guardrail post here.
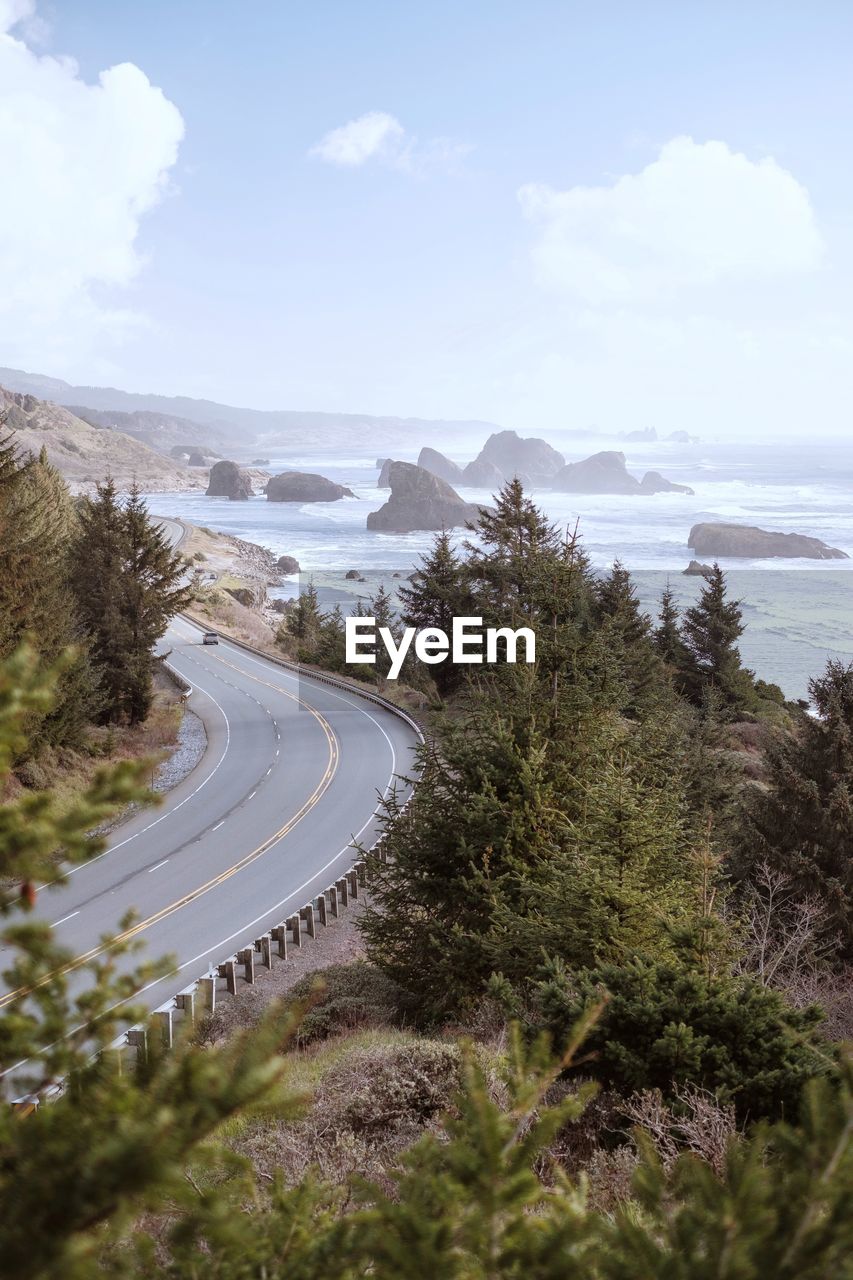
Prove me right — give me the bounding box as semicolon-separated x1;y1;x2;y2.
11;1095;38;1115
271;924;288;959
355;860;367;886
347;869;359;900
197;975;216;1012
237;947;255;984
336;875;349;908
259;935;273;969
153;1007;174;1049
218;959;237;995
288;913;302;947
315;892;327;927
328;884;339;918
176;988;196;1023
300;903;316;939
127;1027;148;1062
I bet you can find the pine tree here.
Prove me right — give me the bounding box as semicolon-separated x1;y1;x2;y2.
466;479;558;624
0;431;95;749
71;482;191;724
398;531;474;695
121;485;194;724
595;561;661;711
739;660;853;949
654;582;689;670
282;580;324;660
681;564;754;715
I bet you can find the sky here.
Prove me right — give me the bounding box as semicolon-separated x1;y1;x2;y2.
1;0;852;439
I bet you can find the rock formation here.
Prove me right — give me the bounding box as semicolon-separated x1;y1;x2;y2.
266;471;355;502
638;470;695;495
276;555;300;574
417;446;463;484
462;456;505;488
367;461;483;533
206;460;253;500
469;429;564;486
551;451;693;495
688;523;849;560
684;560;714;577
378;459;395;487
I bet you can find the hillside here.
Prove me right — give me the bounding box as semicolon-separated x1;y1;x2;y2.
0;365;501;451
66;404;228;455
0;388;209;493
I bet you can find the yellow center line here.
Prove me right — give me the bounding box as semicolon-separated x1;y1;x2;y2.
0;648;338;1010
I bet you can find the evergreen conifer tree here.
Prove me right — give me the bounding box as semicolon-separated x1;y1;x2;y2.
398;530;474;695
681;564;754;714
740;659;853;948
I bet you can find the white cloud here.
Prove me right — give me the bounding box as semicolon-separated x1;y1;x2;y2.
519;137;823;304
0;6;184;372
310;110;469;176
310;110;404;167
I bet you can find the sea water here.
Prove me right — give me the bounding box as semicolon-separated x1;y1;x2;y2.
145;435;853;701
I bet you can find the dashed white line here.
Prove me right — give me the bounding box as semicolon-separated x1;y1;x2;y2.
53;910;79;926
148;859;170;873
212;820;225;831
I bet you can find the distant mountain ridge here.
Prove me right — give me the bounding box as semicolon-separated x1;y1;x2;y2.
0;366;500;451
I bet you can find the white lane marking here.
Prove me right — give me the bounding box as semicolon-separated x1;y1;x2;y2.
148;860;170;873
248;791;256;800
53;911;79;926
57;665;233;881
137;799;387;993
266;767;272;776
225;640;401;794
212;820;225;831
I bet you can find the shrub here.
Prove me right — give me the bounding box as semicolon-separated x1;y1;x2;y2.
286;961;407;1044
536;955;829;1123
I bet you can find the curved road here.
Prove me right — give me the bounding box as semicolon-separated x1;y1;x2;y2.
1;525;418;1047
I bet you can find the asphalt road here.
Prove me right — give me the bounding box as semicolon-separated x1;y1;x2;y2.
0;526;419;1048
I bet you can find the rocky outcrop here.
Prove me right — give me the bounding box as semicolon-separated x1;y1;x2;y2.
551;451;693;495
206;459;253;500
276;555;300;574
551;451;639;493
266;471;355;502
462;456;505;488
417;446;463;485
688;523;849;560
638;470;695;495
367;461;483;532
378;459;395;487
345;569;361;580
684;560;714;577
472;429;564;485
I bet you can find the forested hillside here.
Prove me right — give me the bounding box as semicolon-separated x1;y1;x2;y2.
2;476;852;1278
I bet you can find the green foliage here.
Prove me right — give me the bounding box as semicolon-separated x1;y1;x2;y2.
680;564;755;716
535;954;828;1123
71;481;192;724
398;530;474;695
285;960;406;1044
0;430;96;750
739;659;853;949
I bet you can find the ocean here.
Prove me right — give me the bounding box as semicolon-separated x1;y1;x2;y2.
145;435;853;702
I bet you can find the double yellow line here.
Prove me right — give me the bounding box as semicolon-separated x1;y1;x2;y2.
0;650;338;1010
